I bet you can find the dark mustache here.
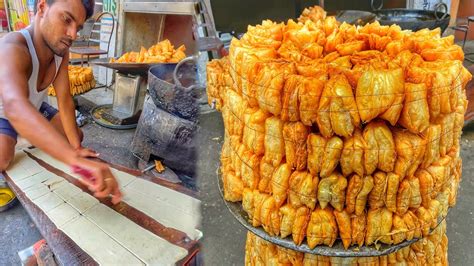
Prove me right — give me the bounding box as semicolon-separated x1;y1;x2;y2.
62;38;73;46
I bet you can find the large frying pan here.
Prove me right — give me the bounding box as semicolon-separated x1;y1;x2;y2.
371;0;450;34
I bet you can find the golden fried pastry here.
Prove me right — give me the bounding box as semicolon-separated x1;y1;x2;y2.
283;122;310;170
112;40;186;63
363;121;396;174
355;175;374;215
252;191;270;227
258;159;275;193
421;124;442;169
351;213;367;247
340;129;365;177
261;196;280;236
333;209;352;249
368;172;387;209
222;170;244;202
242;188;256;219
307;134;327;176
317;172;347;211
293;206;310;245
256;62;296;116
299;173;319;210
356;67;404;124
386;173;400;213
264;117;285;167
399;83;430;134
391;214;408;244
346;174;363;214
366;208;393;245
306;208;338;248
408;176;422;209
281;75;301;121
280;204;297;238
243;108;268;156
298;76;324;126
240;150;261;189
396;180;411;216
320;136;343;178
272;163;292;207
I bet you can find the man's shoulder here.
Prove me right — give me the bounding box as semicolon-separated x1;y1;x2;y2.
0;32;30;63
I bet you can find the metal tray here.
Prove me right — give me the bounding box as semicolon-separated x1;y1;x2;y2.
91;58;177;75
217;168;448;257
328;10;376;26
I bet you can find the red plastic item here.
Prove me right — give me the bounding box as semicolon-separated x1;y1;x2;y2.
71;165;96;184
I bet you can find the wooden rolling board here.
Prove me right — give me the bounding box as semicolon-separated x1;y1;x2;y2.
2;149;202;265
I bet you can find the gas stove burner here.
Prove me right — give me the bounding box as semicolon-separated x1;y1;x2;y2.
90;105;140;129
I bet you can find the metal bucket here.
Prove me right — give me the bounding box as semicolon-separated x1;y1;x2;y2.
148;56;204;122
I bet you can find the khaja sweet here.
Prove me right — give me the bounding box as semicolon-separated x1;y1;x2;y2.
208;10;470;253
48;65;96;96
245;219;448;266
6;149;201;265
110;39;186;64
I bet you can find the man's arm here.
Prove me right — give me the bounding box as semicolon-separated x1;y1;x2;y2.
52;52;81;149
0;44;79;164
0;43;121;204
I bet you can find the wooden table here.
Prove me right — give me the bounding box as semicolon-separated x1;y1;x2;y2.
1;151;200;265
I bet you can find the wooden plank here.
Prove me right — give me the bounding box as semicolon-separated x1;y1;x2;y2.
2;150;200;265
1;172;97;266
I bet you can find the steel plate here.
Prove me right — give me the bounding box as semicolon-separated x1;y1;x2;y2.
91;58;177;75
216;168;448;257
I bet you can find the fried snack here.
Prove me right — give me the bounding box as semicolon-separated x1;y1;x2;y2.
252;191;270;227
386;173;400;213
261;196;280;236
111;40;186;63
320;136;343;178
317;172;347;211
368;172;387;209
408;176;422;209
240;150;261;189
307;134;327;176
222;170;244;202
242;188;255;219
346;174;363;215
258;159;274;193
391;214;408;244
396;180;411;216
289;171;307;207
363;121;396;174
356;67;404;124
283;122;310;170
399;83;430;134
318;74;360;138
281;75;301;121
243;108;269;156
333;209;352;249
355;175;374;216
280;204;297;238
271;163;292;207
366;208;393;245
421;124;442;169
298;76;324;126
299;173;319;210
434;113;455;157
49;66;96;96
256;62;296;116
298;5;327;23
264;117;285;167
351;213;367;247
306;208;338;248
340;129;365;177
293;206;310;245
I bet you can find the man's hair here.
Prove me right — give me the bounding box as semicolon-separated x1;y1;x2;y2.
35;0;95;19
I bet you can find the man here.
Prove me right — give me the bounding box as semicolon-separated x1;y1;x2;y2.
0;0;121;204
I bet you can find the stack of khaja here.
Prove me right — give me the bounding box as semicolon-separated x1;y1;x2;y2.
110;40;186;64
245;220;448;265
207;6;471;263
48;65;96;96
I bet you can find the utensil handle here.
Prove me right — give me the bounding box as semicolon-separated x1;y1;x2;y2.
371;0;383;11
434;2;448;20
173;55;198;88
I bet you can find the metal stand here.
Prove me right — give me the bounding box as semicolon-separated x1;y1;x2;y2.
90;72;147;129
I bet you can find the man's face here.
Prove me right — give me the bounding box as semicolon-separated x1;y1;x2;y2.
39;0;86;56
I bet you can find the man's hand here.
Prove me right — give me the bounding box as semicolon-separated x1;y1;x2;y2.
75;147;99;158
71;158;122;205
